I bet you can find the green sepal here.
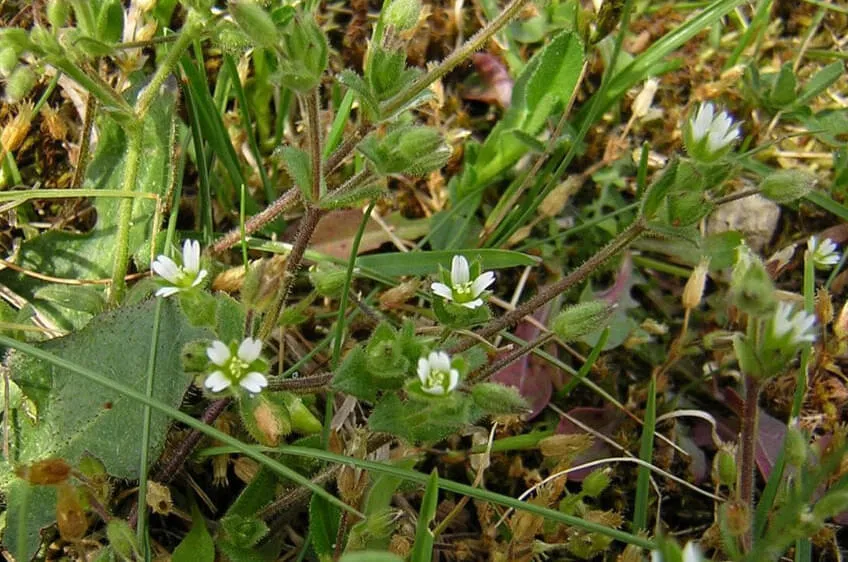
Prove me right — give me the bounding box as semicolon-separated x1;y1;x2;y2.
432;296;490;329
239;392;292;446
280;145;315;203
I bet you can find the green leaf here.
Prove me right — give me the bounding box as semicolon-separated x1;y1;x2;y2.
6;299;210;478
2;480;56;562
309;494;341;561
792;61;844;109
0;82;177;327
337;70;379;118
220;514;269;549
410;470;439;562
280;146;313;202
355;249;538;277
368;393;476;443
458;31;584;196
32;284;105;316
172;501;215;562
332;346;379;401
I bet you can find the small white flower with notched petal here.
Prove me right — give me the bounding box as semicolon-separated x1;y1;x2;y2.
684;102;740;162
204;337;269;395
807;236;840;269
152;239;208;297
417;351;460;396
771;301;817;346
431;255;495;310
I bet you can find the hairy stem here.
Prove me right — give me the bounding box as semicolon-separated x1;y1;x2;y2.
128;398;231;529
379;0;532;117
266;372;333;393
468;332;555;384
108;124;143;305
258;206;325;340
210;187;300;255
300;89;324;201
135;20;202;120
737;374;761;552
452;219;647;354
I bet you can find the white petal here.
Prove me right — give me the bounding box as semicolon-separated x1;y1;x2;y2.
205;371;231;392
237;337;263;362
471;271;496;296
431;282;454;300
417;357;431;384
152;256;181;283
772;302;794;338
240;372;268;394
155;286;181;298
451;255;470;285
821;238;838;254
207;341;231;366
447;369;459;392
191;269;208;288
692;103;714;139
681;542;703;562
460;298;484;309
430;351;451;372
183;239;201;273
807;235;818;254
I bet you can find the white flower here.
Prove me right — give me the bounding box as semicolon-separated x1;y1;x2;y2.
431;255;495;310
416;351;459;396
807;236;840;269
651;542;704;562
204;337;269;395
771;302;816;345
152;239;208;297
685;102;740;161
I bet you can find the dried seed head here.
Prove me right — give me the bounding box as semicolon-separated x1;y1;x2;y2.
15;458;71;485
631;78;659;119
815;287;834;326
539;433;594;459
56;483;88;541
539;177;579;218
683;257;710;310
146;480;173;515
40;104;67;140
1;101;33;153
834;301;848;341
233;456;260;483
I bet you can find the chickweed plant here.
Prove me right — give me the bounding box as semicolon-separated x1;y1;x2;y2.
0;0;846;561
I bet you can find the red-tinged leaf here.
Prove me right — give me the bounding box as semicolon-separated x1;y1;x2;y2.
463;53;513;108
491;309;552;419
754;408;786;480
555;406;624;481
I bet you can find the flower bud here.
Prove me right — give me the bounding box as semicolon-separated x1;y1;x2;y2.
384;0;421;31
0;47;17;76
712;447;737;488
784;426;808;467
309;263;348;298
682;258;710;310
551;301;616;342
282;392;323;434
106;520;141;560
0;28;31;53
5;65;36;102
729;245;776;317
233;456;259;483
470;382;530;415
277;14;328;93
230;1;279;48
759;169;817;203
581;468;611;498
